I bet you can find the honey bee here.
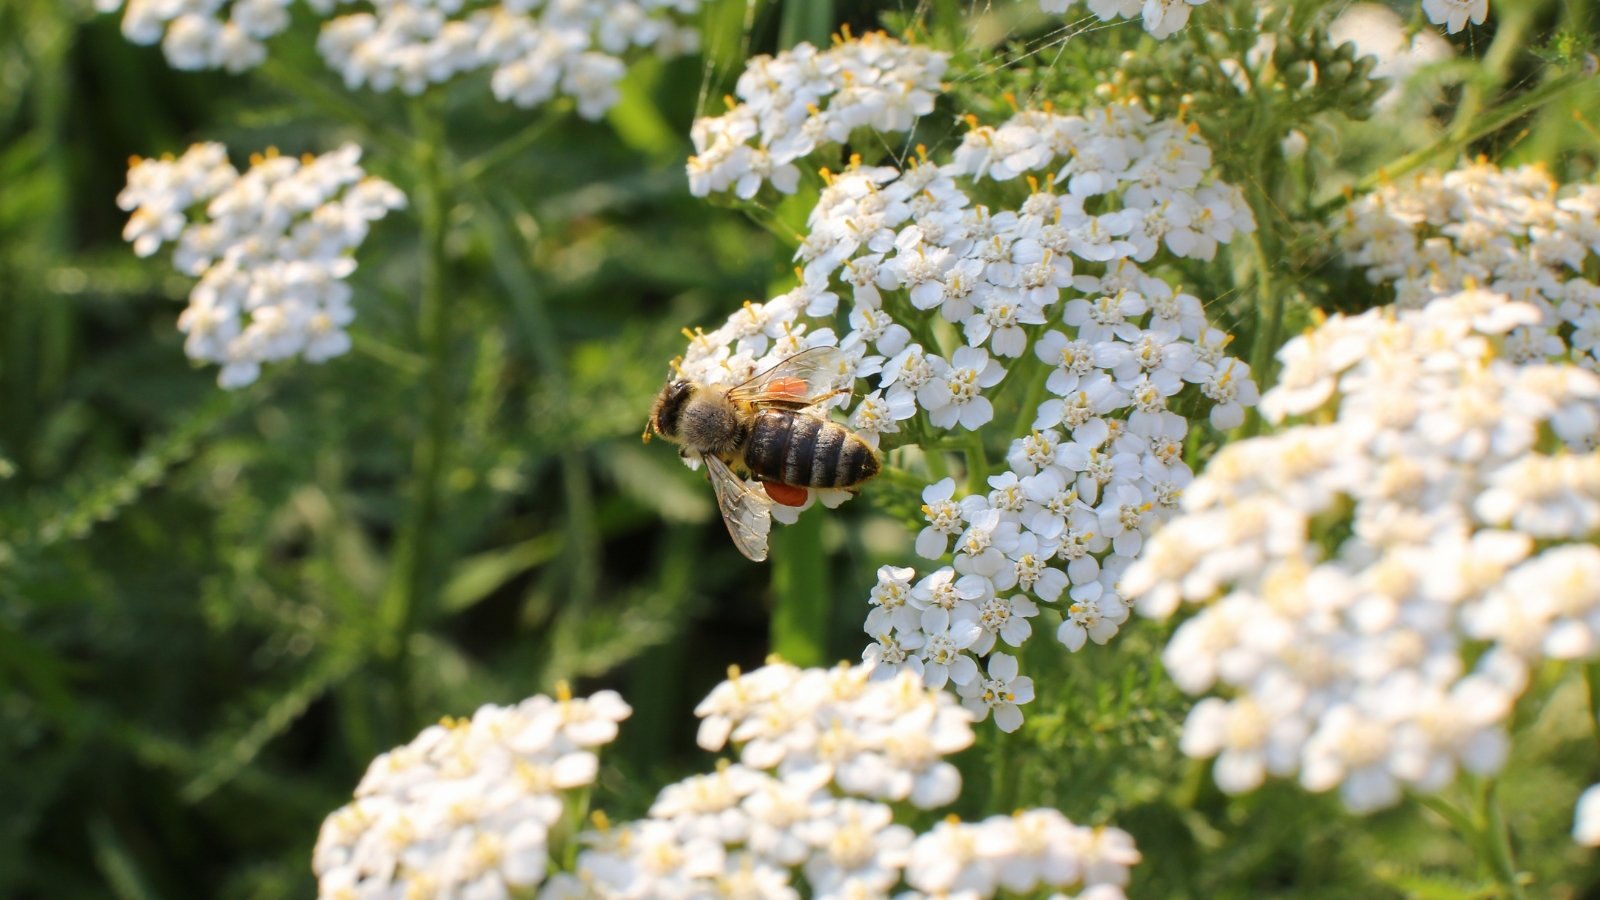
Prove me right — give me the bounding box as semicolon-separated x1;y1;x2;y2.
645;347;881;561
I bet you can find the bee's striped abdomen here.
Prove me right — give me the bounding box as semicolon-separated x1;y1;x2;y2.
746;409;879;489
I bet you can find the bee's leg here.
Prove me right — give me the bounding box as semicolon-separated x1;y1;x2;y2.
761;480;810;507
769;377;809;398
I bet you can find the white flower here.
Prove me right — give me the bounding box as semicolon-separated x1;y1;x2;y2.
312;686;626;899
918;346;1007;429
1057;579;1130;651
687;33;948;198
1422;0;1489;33
1575;784;1600;846
118;143;404;388
676;77;1258;735
103;0;702;111
1040;0;1211;39
956;652;1035;733
1126;286;1600;813
917;478;966;559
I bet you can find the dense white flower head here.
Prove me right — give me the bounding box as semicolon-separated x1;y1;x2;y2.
312;686;631;899
1124;286;1600;813
98;0;700;115
675;37;1258;733
118;142;405;388
312;0;700;112
1038;0;1211;39
95;0;292;72
1338;159;1600;368
541;662;1141;900
687;32;949;198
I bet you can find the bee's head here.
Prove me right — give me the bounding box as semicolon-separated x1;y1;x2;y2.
648;379;695;442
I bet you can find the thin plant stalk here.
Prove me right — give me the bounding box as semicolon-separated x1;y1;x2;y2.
379;98;456;725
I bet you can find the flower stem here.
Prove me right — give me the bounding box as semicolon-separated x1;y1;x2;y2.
1584;661;1600;756
963;431;989;495
1243;220;1284;435
258;59;411;157
1479;779;1526;900
770;510;830;666
379;98;455;723
459;99;574;184
1424;780;1527;899
470;193;602;614
1312;69;1586;219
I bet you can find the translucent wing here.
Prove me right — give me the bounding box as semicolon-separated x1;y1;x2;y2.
703;452;774;562
727;346;854;409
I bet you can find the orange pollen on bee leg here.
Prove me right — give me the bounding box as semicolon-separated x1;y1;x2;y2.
769;377;809;398
765;482;809;507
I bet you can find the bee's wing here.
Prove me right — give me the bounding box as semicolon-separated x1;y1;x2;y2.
703;452;773;562
727;346;854;409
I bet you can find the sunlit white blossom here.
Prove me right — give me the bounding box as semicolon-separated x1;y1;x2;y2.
118;143;404;388
312;686;629;899
1126;286;1600;813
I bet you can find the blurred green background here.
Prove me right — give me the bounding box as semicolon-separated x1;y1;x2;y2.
5;1;1600;897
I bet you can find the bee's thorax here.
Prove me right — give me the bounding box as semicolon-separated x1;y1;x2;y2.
674;390;747;458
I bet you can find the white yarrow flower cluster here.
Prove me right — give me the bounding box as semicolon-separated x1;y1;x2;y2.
545;662;1142;900
95;0;292;72
312;687;631;899
118;142;405;388
98;0;700;116
687;32;949;197
1338;159;1600;369
677;36;1259;733
1038;0;1211;39
1124;286;1600;814
311;0;700;113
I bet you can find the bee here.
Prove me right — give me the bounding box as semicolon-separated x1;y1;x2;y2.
645;347;880;561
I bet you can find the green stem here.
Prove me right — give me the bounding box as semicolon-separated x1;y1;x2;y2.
923;434;951;485
1313;70;1586;219
963;431;989;495
1006;354;1049;441
880;464;930;492
258;59;411;156
458;99;574;183
1479;779;1526;900
1444;0;1547;146
778;0;834;49
770;510;829;666
1584;661;1600;756
470;193;600;610
350;333;427;375
1244;220;1284;436
1424;782;1527;900
379;98;455;722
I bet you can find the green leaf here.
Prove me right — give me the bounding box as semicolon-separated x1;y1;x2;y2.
87;815;159;900
606;58;679;160
438;534;565;615
597;442;714;524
